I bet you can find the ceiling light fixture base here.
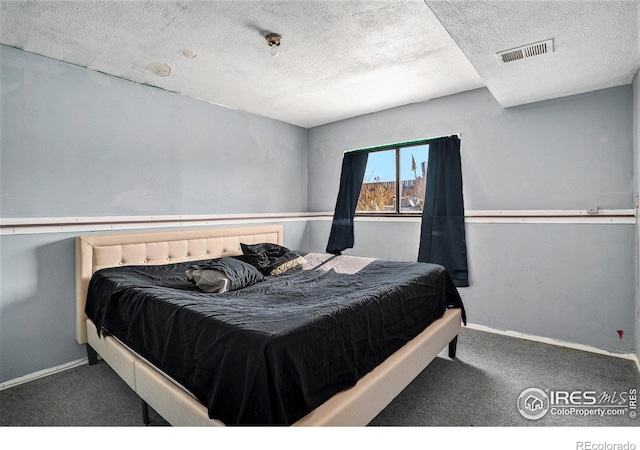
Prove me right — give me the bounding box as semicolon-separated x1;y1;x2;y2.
266;33;282;56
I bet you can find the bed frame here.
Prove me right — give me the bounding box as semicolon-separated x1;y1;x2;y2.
76;224;462;426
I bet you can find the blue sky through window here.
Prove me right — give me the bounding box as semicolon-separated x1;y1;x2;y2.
362;145;429;183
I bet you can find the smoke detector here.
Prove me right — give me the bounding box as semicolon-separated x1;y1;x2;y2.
496;38;554;65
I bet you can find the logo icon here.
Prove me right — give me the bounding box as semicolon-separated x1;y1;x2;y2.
518;388;550;420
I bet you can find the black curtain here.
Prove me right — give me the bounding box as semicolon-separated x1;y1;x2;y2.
418;136;468;287
326;151;369;255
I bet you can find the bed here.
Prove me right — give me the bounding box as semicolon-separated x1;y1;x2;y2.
76;224;465;426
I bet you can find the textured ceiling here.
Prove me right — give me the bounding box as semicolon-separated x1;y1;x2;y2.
427;0;640;108
1;1;639;128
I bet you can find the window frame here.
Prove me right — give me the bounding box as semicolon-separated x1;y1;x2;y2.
354;139;431;217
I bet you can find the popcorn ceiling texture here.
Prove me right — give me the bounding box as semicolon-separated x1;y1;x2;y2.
0;0;638;127
427;0;640;108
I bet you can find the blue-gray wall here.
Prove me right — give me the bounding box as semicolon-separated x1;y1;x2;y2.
307;86;636;354
1;43;637;384
308;87;632;212
0;45;307;218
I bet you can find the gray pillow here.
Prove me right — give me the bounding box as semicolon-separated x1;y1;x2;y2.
185;268;230;293
186;257;265;293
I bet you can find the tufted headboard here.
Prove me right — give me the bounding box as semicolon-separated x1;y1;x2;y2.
75;224;283;344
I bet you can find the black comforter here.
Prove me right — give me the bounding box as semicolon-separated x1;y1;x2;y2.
85;253;465;425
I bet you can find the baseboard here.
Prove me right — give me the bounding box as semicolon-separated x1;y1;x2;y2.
0;357;88;391
465;323;640;373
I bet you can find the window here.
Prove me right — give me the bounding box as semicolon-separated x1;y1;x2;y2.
355;141;429;215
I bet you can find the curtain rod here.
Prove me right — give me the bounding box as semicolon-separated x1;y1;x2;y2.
345;133;462;154
418;132;462;140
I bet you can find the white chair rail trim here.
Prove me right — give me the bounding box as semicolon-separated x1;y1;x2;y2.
1;209;636;235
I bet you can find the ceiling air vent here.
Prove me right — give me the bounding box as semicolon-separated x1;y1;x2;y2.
496;38;554;65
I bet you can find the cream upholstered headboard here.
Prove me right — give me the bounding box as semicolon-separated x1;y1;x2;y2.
75;224;283;344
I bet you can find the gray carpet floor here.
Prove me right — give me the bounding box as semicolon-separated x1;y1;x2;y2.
1;328;638;428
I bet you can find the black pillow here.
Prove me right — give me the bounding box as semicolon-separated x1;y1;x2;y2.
240;243;304;276
185;257;264;293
